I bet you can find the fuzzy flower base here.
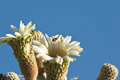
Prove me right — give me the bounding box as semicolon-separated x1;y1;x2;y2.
43;61;69;80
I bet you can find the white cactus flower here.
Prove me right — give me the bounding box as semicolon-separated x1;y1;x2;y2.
0;21;35;45
32;34;83;64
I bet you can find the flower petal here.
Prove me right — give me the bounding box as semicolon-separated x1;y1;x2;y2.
56;35;62;42
41;36;48;47
70;41;80;47
55;56;63;64
28;24;36;33
6;34;15;38
63;36;71;45
45;34;52;50
11;25;18;32
25;21;32;31
36;54;53;61
45;34;49;40
52;34;59;39
67;50;80;56
0;37;7;45
70;46;83;53
53;35;62;49
66;41;80;50
23;24;35;36
32;40;47;51
19;21;25;35
14;32;22;37
63;56;76;62
32;45;46;54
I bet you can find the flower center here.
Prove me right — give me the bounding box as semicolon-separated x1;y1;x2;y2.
48;48;67;58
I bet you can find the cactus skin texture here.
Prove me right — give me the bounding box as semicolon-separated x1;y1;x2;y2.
32;31;45;75
96;63;118;80
43;61;69;80
3;72;20;80
8;37;38;80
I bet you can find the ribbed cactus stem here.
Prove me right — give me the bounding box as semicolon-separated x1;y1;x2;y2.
44;61;69;80
96;63;119;80
8;37;38;80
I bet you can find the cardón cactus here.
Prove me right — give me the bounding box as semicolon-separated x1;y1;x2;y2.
0;21;38;80
43;61;69;80
32;34;83;80
1;21;120;80
0;72;20;80
4;72;20;80
96;63;119;80
32;31;45;75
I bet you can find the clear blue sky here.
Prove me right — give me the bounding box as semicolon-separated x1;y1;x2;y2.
0;0;120;80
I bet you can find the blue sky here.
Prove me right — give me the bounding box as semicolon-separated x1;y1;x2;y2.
0;0;120;80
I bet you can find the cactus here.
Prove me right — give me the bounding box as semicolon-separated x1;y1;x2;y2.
1;21;119;80
32;31;45;75
32;34;83;80
4;72;20;80
43;61;69;80
96;63;119;80
0;21;38;80
0;72;20;80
